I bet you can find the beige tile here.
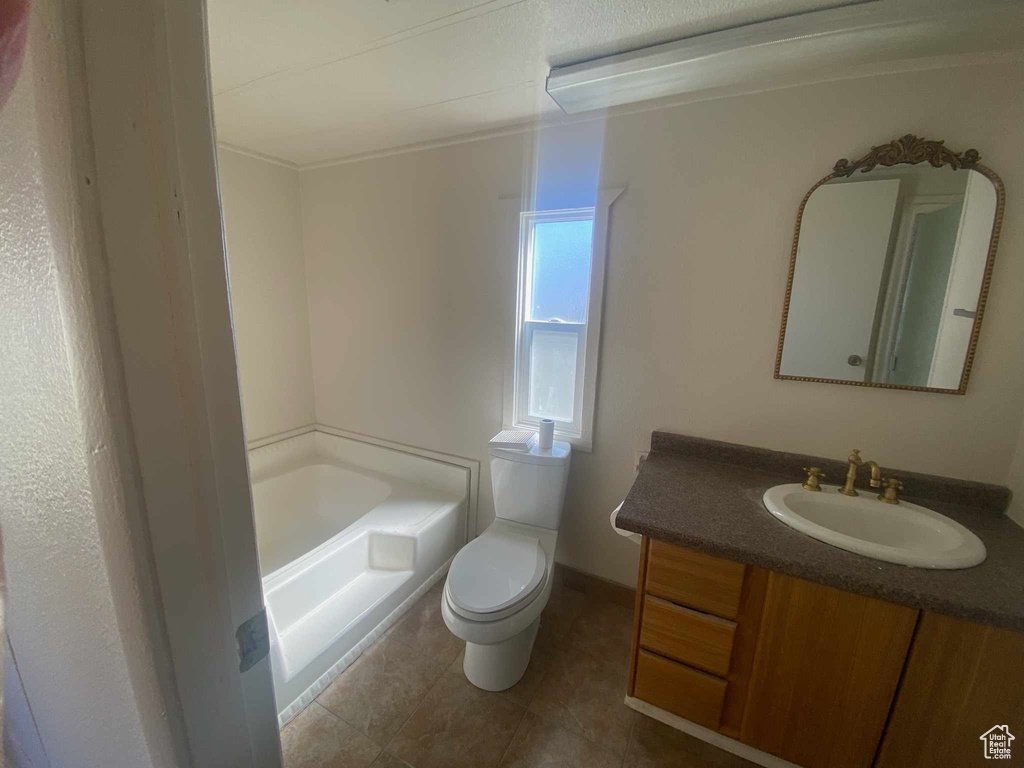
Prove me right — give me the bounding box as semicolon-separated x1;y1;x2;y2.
280;703;381;768
369;753;414;768
388;663;526;768
624;714;759;767
445;640;553;711
528;648;635;756
535;583;588;651
386;582;464;660
498;646;555;709
499;711;621;768
564;598;635;667
317;637;450;745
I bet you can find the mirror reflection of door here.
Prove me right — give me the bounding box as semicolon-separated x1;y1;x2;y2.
888;202;963;386
778;156;999;392
928;171;997;388
780;179;900;381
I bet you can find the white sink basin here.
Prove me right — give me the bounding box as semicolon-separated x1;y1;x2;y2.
762;484;986;569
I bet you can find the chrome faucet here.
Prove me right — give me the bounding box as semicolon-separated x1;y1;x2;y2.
839;449;882;497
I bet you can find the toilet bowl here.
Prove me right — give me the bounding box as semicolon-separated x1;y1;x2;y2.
441;519;557;689
442;434;570;690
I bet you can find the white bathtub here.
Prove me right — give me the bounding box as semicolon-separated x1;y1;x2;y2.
248;431;468;725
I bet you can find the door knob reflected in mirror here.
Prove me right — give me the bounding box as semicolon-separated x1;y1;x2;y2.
847;354;864;367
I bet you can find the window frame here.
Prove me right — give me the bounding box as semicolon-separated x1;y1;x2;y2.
502;188;624;452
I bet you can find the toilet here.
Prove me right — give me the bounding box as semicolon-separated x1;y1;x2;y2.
441;433;571;691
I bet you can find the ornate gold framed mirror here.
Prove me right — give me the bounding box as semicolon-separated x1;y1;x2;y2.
775;135;1004;394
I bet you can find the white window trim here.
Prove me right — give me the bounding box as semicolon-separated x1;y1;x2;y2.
502;188;625;452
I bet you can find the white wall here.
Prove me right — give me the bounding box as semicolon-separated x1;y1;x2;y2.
0;4;185;766
219;148;315;441
298;61;1024;586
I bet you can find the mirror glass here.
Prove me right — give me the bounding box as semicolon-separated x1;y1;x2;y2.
778;165;998;391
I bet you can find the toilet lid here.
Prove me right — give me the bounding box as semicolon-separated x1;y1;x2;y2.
447;530;546;617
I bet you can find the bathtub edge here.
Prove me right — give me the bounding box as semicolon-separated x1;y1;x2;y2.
275;553;455;729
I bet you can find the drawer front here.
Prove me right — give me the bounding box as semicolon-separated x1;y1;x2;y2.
645;540;746;619
640;595;736;677
634;650;726;730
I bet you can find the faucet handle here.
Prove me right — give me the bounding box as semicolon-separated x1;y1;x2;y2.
878;477;904;505
848;448;862;463
802;467;825;492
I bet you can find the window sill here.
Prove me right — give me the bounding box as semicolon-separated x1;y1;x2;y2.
565;436;592;453
504;424;592;453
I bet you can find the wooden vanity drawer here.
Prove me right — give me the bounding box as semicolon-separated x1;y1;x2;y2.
639;595;736;676
634;649;726;730
645;540;746;619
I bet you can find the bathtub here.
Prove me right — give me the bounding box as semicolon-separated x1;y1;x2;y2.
248;430;468;725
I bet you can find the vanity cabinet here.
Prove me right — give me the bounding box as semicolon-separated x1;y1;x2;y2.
629;539;770;734
875;612;1024;767
739;573;916;768
628;537;1024;768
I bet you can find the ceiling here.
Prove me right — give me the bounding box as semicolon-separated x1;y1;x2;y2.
207;0;865;167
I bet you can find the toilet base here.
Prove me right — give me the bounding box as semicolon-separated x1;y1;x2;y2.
462;616;541;691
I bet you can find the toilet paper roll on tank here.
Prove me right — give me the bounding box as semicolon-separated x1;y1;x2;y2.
537;419;554;450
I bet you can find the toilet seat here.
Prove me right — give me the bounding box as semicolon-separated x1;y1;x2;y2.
446;529;546;621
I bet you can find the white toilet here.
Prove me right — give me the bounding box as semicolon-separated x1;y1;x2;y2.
441;434;571;691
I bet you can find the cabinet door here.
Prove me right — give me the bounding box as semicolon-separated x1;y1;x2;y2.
875;612;1024;767
740;573;917;768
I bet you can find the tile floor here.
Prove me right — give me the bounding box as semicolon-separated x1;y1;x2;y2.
280;576;757;768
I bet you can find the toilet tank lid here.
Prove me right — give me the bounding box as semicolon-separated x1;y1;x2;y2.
489;439;571;466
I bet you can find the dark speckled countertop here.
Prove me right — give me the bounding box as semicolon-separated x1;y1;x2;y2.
616;432;1024;632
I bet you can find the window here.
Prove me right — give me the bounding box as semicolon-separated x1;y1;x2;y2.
503;189;623;451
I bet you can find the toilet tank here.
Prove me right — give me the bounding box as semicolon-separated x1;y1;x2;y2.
489;440;571;530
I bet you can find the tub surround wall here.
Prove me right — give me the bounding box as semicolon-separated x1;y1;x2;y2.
298;61;1024;586
219;147;315;441
248;427;473;503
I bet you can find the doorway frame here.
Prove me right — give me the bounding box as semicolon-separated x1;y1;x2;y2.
79;0;282;764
